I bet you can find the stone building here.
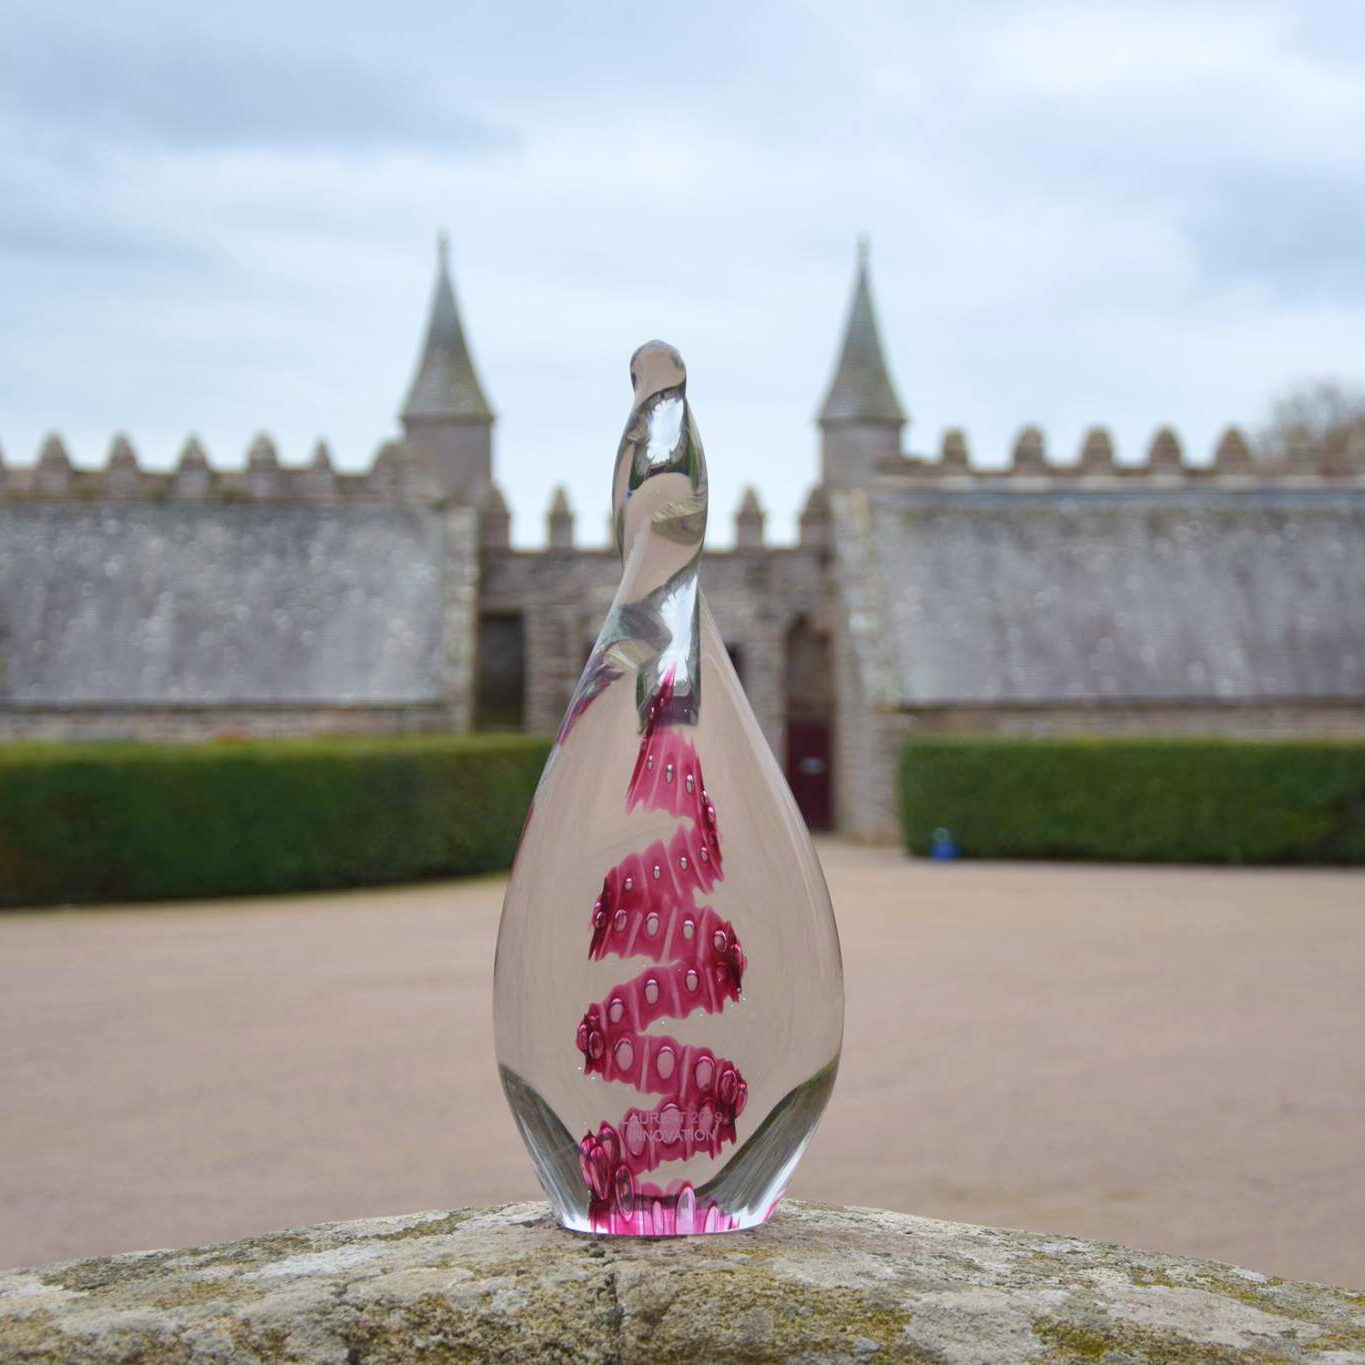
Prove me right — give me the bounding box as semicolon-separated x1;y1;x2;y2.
2;240;1363;839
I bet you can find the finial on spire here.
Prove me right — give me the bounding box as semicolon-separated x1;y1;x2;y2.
857;234;870;269
437;230;450;269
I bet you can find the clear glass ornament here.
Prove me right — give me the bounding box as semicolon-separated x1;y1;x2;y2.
493;342;843;1236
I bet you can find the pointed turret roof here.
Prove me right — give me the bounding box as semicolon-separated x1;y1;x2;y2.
401;234;494;424
818;240;906;427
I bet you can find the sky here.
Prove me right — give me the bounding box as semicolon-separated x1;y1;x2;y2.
2;0;1364;546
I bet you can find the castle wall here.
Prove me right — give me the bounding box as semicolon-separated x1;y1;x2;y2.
478;544;833;762
3;405;1362;836
830;476;1365;841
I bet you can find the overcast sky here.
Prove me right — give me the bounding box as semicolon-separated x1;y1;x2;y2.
2;0;1363;544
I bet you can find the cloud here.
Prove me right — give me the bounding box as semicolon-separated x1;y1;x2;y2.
0;14;509;154
1185;169;1365;301
0;194;213;266
1;0;1364;545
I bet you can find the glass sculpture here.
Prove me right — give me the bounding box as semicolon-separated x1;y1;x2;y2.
494;341;843;1235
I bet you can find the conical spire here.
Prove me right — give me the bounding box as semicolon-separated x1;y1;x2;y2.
818;239;906;427
401;233;494;424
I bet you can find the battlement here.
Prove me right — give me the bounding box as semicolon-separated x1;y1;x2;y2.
0;433;443;505
0;436;831;557
879;424;1365;482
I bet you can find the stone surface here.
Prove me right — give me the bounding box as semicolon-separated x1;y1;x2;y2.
2;1202;1362;1363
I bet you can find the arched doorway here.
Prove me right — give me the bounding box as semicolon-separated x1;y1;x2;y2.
784;615;833;830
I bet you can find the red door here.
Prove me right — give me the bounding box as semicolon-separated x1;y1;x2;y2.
786;721;832;831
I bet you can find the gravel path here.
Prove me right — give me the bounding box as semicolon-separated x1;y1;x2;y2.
2;842;1361;1288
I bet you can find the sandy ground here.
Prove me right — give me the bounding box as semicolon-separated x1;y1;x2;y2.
1;841;1362;1288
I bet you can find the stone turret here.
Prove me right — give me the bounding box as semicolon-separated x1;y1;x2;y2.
246;433;280;499
105;434;142;498
546;486;574;549
818;240;906;488
1213;427;1253;474
939;429;970;473
479;483;511;549
799;485;831;551
173;437;212;499
400;234;495;504
1011;426;1048;475
36;434;72;497
303;440;337;500
1077;426;1116;475
735;486;765;550
1147;426;1185;475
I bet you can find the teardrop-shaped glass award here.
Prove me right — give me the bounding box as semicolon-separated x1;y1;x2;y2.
494;342;843;1236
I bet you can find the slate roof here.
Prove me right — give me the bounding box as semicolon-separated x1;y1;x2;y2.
400;238;494;423
839;483;1365;707
0;505;447;704
818;244;906;427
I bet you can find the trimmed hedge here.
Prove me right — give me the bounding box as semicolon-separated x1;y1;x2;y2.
899;737;1365;865
0;734;551;908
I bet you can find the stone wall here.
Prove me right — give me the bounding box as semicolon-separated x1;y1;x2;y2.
0;503;453;706
885;421;1365;481
0;450;480;739
3;1201;1362;1362
479;544;832;764
856;483;1365;708
830;475;1365;841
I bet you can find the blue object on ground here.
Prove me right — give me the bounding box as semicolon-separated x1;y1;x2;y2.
929;827;959;860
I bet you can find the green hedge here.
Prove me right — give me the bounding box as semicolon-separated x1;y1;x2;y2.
0;734;551;908
899;737;1365;865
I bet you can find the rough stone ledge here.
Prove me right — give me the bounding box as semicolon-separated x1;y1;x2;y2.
1;1202;1362;1364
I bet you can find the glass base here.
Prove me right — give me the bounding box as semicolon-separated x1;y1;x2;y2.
499;1059;836;1238
555;1195;778;1237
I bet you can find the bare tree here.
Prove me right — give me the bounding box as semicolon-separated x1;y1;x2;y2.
1258;380;1365;464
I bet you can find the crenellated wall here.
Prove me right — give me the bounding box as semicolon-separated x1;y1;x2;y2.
0;440;828;766
2;422;1361;838
11;420;1361;513
0;426;482;742
879;424;1365;482
0;432;450;505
